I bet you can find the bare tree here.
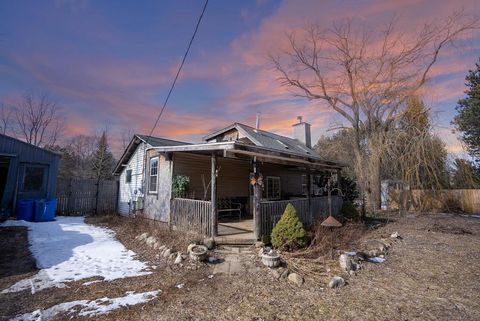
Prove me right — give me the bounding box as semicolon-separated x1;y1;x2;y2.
0;103;13;135
271;12;478;212
121;127;136;150
14;92;63;147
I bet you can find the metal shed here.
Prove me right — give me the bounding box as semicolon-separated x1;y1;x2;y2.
0;134;60;218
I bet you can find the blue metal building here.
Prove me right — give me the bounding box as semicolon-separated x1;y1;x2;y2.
0;134;60;218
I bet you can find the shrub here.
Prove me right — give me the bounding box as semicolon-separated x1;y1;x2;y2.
341;201;360;220
172;175;189;198
271;203;307;250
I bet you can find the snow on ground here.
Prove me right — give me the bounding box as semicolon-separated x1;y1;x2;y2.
9;290;161;321
1;217;152;294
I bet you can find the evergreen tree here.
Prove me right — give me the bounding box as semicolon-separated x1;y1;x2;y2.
454;59;480;163
90;131;115;180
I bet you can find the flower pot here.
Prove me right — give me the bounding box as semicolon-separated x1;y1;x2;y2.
189;245;208;262
261;253;280;268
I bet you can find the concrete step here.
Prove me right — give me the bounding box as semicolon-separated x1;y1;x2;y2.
214;237;256;246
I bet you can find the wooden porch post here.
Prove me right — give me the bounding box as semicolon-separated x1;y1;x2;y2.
211;153;218;237
306;169;312;225
253;160;261;240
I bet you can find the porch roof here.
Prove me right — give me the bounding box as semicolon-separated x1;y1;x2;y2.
149;141;346;170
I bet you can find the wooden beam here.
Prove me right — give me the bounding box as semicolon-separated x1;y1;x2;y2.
306;169;312;224
253;160;261;240
211;153;218;237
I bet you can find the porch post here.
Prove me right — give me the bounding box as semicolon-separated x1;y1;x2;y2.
253;160;261;240
306;169;312;225
211;153;218;237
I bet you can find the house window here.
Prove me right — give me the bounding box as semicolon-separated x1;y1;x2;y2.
149;157;159;193
125;169;132;183
23;165;45;192
265;176;281;200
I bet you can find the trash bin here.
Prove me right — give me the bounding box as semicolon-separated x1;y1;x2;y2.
33;199;56;222
16;199;34;221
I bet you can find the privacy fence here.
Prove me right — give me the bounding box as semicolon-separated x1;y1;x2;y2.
56;178;119;216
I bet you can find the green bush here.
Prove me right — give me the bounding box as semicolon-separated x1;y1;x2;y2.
341;201;360;220
271;203;307;250
172;175;190;198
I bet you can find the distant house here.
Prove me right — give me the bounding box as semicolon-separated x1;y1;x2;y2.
112;134;189;216
114;117;345;243
0;134;60;218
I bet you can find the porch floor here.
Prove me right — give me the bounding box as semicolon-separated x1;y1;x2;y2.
217;218;255;243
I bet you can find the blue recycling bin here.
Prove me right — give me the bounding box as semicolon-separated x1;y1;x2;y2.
16;199;34;221
33;198;57;222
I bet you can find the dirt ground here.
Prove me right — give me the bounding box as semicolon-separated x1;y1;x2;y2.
1;213;480;321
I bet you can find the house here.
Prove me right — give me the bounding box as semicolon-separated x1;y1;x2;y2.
0;134;60;219
117;117;345;242
113;134;189;216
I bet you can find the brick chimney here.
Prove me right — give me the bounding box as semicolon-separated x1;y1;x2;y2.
292;116;311;148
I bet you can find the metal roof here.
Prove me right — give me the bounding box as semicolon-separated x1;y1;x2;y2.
204;123;323;160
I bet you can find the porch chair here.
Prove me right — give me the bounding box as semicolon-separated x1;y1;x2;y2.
218;198;242;220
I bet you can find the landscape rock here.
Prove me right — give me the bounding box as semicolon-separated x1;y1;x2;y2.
145;236;157;246
174;253;183;264
187;243;196;254
339;254;352;272
287;273;304;285
255;241;265;248
163;248;171;258
169;252;176;260
270;269;281;280
328;276;345;288
136;232;149;241
203;238;215;250
391;231;401;239
152;242;160;250
280;269;289;279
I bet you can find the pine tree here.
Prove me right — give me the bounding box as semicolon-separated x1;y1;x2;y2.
454;59;480;163
90;131;115;180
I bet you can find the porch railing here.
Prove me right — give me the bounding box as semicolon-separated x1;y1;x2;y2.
259;196;343;238
170;198;212;236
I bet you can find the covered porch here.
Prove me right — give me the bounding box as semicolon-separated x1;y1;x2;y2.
153;141;344;242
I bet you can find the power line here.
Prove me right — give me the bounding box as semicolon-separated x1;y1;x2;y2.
147;0;209;139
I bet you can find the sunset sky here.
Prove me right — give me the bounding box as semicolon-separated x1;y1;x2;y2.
1;0;479;155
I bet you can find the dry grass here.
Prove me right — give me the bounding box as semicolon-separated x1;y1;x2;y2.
2;213;480;320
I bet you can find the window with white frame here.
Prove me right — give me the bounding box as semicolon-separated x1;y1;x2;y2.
265;176;281;200
149;157;159;193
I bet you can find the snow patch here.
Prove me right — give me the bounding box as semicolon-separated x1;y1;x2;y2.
1;217;151;293
9;290;160;321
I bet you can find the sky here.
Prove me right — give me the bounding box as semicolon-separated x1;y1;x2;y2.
0;0;479;156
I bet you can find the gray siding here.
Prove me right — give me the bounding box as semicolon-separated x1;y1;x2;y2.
143;153;173;222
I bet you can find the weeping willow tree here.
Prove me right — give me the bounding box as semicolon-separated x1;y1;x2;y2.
382;97;449;190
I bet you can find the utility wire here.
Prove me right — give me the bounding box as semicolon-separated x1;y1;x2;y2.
146;0;209;139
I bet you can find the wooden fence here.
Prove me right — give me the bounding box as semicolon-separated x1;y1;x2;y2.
170;198;212;236
259;196;343;238
56;178;119;216
408;189;480;214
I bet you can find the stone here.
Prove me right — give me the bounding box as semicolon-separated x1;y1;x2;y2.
169;252;176;260
258;248;264;257
137;233;149;241
187;243;196;254
255;241;265;248
158;245;166;251
287;273;304;285
203;238;215;250
181;254;188;260
145;236;157;246
391;231;401;239
339;254;352;272
328;276;345;288
270;269;281;280
153;242;160;250
163;248;171;258
174;253;183;264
